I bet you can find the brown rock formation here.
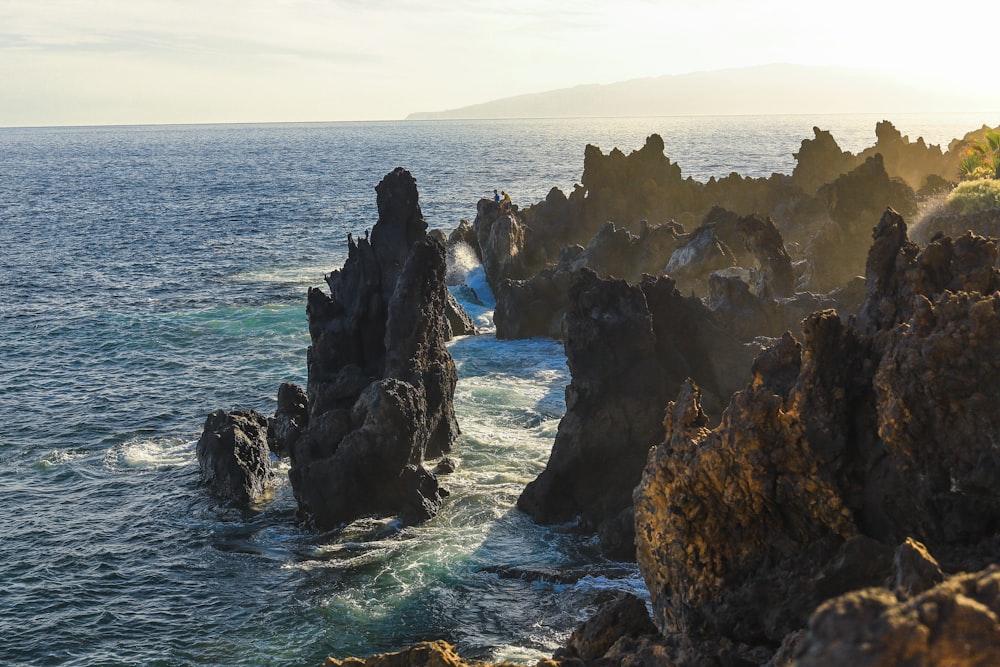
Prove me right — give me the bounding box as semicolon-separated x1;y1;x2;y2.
633;207;1000;655
494;220;682;340
791;127;859;196
793;566;1000;667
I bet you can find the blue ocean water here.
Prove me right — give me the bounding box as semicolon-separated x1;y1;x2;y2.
0;114;995;666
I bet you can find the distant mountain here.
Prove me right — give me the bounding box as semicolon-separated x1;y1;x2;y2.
406;64;972;120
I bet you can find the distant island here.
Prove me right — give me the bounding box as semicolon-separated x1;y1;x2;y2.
406;64;983;120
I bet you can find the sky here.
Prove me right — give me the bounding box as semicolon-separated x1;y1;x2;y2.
2;0;998;127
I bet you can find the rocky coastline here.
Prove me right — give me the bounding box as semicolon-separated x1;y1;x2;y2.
198;120;1000;666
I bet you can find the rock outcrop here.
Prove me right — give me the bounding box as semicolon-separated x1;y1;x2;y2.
197;409;274;507
473;198;545;292
268;381;308;457
737;213;795;298
633;208;1000;657
493;220;682;340
518;270;758;557
792;566;1000;667
808;155;917;291
288;167;459;528
516;270;669;556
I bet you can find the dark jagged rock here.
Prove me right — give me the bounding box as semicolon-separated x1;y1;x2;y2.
580;134;695;234
891;537;945;597
197;409;274;507
445;290;477;337
793;566;1000;667
553;592;658;663
857;120;951;191
791;127;860;196
289;167;458;528
517;270;668;548
518;270;757;556
269;382;308;457
494;266;575;340
664;224;738;297
808;155;918;291
736;213;795;298
633;209;1000;655
494;220;682;340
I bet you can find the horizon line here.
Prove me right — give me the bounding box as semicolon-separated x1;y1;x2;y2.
4;109;1000;132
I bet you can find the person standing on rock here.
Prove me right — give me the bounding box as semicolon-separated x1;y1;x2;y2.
501;190;511;213
494;189;500;204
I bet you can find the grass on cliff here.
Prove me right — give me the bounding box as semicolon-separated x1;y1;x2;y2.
946;178;1000;214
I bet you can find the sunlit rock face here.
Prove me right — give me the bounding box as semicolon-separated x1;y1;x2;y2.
793;566;1000;667
288;167;459;528
634;208;1000;646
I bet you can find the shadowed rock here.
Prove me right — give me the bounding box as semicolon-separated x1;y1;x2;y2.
553;592;658;663
808;155;918;291
289;167;459;528
269;381;308;457
736;213;795;298
518;270;757;557
494;220;682;340
791;127;859;196
197;409;274;507
793;566;1000;667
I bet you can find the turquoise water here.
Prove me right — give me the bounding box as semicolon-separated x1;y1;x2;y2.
1;114;995;666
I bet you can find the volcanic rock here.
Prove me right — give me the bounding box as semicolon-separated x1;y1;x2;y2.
269;381;308;457
516;270;669;549
518;270;757;556
793;566;1000;667
493;220;682;340
553;592;658;663
736;213;795;298
472;198;545;292
633;208;1000;653
197;409;274;507
808;155;918;291
791;127;859;196
289;167;458;528
664;224;738;297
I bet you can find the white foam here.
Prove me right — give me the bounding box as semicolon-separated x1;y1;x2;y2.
230;265;333;287
35;449;84;470
104;437;193;471
446;241;481;286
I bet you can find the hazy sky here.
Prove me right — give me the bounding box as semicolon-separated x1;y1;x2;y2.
2;0;997;127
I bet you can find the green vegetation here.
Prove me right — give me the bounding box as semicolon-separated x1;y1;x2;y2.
946;178;1000;214
959;130;1000;180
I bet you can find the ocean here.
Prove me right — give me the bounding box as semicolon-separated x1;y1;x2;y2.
1;113;995;666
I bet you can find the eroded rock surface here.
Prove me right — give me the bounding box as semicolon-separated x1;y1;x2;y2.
518;270;758;556
197;409;274;507
289;167;459;528
633;208;1000;657
793;566;1000;667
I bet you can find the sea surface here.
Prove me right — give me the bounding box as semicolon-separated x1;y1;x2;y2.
1;113;996;667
